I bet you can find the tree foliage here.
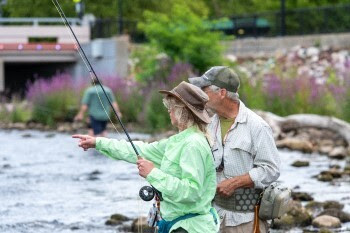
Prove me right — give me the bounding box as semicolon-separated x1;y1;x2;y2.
3;0;350;19
139;1;222;72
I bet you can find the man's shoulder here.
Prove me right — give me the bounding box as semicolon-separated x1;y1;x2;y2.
244;106;270;129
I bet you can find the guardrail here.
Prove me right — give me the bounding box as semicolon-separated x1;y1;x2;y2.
0;17;82;26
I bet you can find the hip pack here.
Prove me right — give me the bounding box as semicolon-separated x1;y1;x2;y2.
258;182;291;220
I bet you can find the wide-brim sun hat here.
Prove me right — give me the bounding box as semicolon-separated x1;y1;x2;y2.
159;81;211;124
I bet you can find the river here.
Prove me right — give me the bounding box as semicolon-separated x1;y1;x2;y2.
0;130;349;233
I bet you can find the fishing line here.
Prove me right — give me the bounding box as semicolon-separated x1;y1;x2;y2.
52;0;140;154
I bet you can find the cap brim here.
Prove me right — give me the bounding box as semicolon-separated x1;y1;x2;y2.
159;90;211;124
188;77;211;88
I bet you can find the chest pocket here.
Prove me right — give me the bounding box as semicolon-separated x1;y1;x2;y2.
227;139;254;158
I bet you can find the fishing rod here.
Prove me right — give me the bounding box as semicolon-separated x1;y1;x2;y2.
52;0;161;202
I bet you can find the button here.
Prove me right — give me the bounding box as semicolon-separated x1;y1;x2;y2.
220;216;224;219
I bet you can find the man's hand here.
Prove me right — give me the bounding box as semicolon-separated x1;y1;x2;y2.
217;174;254;197
74;113;84;121
72;134;96;151
217;178;237;197
137;158;154;178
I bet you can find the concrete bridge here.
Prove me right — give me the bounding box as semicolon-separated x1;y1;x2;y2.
0;18;89;95
0;18;129;97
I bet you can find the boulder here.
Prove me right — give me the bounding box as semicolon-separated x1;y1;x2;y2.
328;147;348;159
105;213;130;226
292;192;314;201
320;169;342;179
272;201;312;229
318;208;350;223
131;216;154;233
323;201;344;210
312;215;341;228
317;174;333;182
292;160;310;167
305;201;324;214
276;138;314;153
318;145;333;155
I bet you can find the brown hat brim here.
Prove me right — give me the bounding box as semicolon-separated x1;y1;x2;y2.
159;90;211;124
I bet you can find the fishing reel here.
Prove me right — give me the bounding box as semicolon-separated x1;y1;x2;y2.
139;185;163;201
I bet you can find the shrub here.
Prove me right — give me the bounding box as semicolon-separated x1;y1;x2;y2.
26;73;79;126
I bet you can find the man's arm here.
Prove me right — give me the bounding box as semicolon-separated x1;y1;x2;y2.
112;102;122;118
217;126;280;197
217;173;254;197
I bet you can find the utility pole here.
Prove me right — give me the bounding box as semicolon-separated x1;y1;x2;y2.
281;0;286;36
118;0;123;34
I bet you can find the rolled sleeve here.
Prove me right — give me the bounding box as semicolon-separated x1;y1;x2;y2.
249;126;281;188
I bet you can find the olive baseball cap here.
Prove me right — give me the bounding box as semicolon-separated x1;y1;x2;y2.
188;66;240;93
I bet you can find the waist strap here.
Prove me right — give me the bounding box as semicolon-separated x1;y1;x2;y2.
157;213;199;233
214;188;262;212
157;209;218;233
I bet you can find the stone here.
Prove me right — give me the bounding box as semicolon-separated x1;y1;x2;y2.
305;201;324;213
22;133;32;138
292;160;310;167
323;201;344;210
131;217;153;233
276;138;314;153
292;192;314;201
318;145;333;155
13;122;26;130
110;213;130;222
329;147;347;160
272;200;312;230
319;208;350;223
317;174;333;182
320;169;342;179
312;215;341;228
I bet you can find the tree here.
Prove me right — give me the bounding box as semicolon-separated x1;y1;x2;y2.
139;1;223;72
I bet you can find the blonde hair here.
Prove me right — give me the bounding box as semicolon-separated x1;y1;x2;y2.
163;96;210;141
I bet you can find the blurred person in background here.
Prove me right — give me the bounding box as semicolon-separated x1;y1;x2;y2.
74;78;122;137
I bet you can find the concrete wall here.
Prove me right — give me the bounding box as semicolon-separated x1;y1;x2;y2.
73;36;129;79
224;32;350;57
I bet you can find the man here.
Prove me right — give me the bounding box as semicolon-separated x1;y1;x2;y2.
189;66;280;233
74;78;122;137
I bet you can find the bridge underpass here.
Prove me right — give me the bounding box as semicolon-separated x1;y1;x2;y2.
0;44;78;98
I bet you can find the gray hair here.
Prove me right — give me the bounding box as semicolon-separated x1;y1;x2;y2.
208;85;240;102
163;96;210;140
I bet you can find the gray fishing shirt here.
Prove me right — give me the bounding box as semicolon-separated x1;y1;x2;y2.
209;101;281;226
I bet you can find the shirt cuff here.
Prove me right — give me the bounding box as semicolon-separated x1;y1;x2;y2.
95;137;104;151
248;169;264;189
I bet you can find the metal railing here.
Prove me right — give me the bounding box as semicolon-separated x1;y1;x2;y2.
0;17;82;26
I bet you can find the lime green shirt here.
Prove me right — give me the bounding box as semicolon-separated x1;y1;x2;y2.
219;116;235;142
81;85;115;121
96;126;219;233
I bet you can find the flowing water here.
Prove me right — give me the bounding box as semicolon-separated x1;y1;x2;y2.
0;130;349;233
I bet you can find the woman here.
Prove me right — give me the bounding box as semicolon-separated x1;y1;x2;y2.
73;81;219;233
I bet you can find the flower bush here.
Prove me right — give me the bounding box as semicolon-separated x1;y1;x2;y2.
237;46;350;122
26;73;79;126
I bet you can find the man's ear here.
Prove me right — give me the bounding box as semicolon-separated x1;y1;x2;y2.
219;88;227;99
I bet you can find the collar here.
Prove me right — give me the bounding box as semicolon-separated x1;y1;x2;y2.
213;100;248;125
